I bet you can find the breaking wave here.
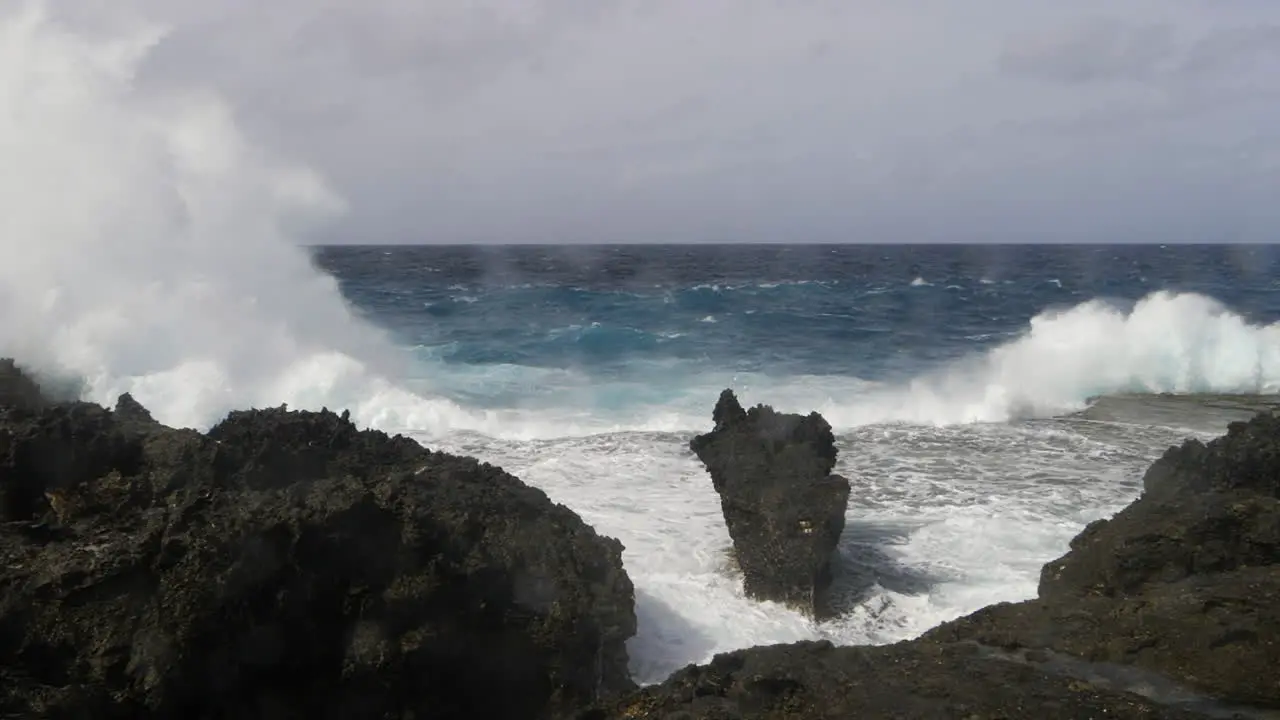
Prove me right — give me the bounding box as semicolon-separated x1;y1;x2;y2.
814;291;1280;429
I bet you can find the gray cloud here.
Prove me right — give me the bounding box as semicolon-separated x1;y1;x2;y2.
999;19;1177;84
51;0;1280;243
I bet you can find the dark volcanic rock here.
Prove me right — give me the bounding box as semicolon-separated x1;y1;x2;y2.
1037;490;1280;599
578;640;1212;720
690;390;850;617
113;392;157;426
928;566;1280;710
0;361;636;719
0;358;45;412
1141;414;1280;500
934;411;1280;709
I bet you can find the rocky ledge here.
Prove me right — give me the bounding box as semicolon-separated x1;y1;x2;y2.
689;389;851;618
929;413;1280;710
0;360;636;719
585;403;1280;719
7;354;1280;720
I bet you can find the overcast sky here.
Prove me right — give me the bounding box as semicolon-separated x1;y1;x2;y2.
56;0;1280;244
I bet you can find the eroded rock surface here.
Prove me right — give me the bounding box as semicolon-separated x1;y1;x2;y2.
578;640;1213;720
0;360;637;719
0;358;44;412
934;412;1280;709
690;390;850;617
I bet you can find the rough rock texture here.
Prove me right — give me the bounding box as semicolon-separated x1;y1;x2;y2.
689;390;850;617
0;360;636;719
933;413;1280;709
0;357;44;412
590;404;1280;719
576;640;1214;720
928;568;1280;711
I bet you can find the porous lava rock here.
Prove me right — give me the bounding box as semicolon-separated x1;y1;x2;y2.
934;412;1280;709
0;359;637;719
577;640;1215;720
689;389;850;617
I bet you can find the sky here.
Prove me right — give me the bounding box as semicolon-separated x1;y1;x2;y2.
43;0;1280;244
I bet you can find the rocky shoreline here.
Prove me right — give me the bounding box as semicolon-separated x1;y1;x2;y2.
2;358;1277;718
0;359;634;718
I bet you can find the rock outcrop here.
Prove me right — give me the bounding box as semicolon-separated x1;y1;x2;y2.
0;360;637;719
588;404;1280;719
578;640;1217;720
0;357;44;411
931;412;1280;709
689;389;850;617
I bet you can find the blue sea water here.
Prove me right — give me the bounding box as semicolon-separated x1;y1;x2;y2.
314;244;1280;426
317;244;1280;374
297;244;1280;682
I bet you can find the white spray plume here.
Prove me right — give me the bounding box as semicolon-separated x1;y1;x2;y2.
812;291;1280;428
0;1;461;431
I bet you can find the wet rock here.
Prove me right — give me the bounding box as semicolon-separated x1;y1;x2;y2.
1037;490;1280;599
929;566;1280;711
936;409;1280;709
689;389;850;617
577;640;1209;720
0;360;637;719
1141;414;1280;500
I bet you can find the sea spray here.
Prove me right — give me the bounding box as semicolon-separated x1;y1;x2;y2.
815;291;1280;428
0;1;472;433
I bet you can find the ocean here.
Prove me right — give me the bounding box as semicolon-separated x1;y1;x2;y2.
289;242;1280;684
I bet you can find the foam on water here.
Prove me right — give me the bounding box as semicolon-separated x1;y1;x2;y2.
4;0;1277;686
425;418;1196;682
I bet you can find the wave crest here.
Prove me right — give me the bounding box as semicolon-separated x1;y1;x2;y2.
817;291;1280;428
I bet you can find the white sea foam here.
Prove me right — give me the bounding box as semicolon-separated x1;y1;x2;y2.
422;418;1196;683
398;290;1280;439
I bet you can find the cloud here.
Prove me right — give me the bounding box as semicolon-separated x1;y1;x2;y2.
999;19;1177;84
35;0;1280;242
